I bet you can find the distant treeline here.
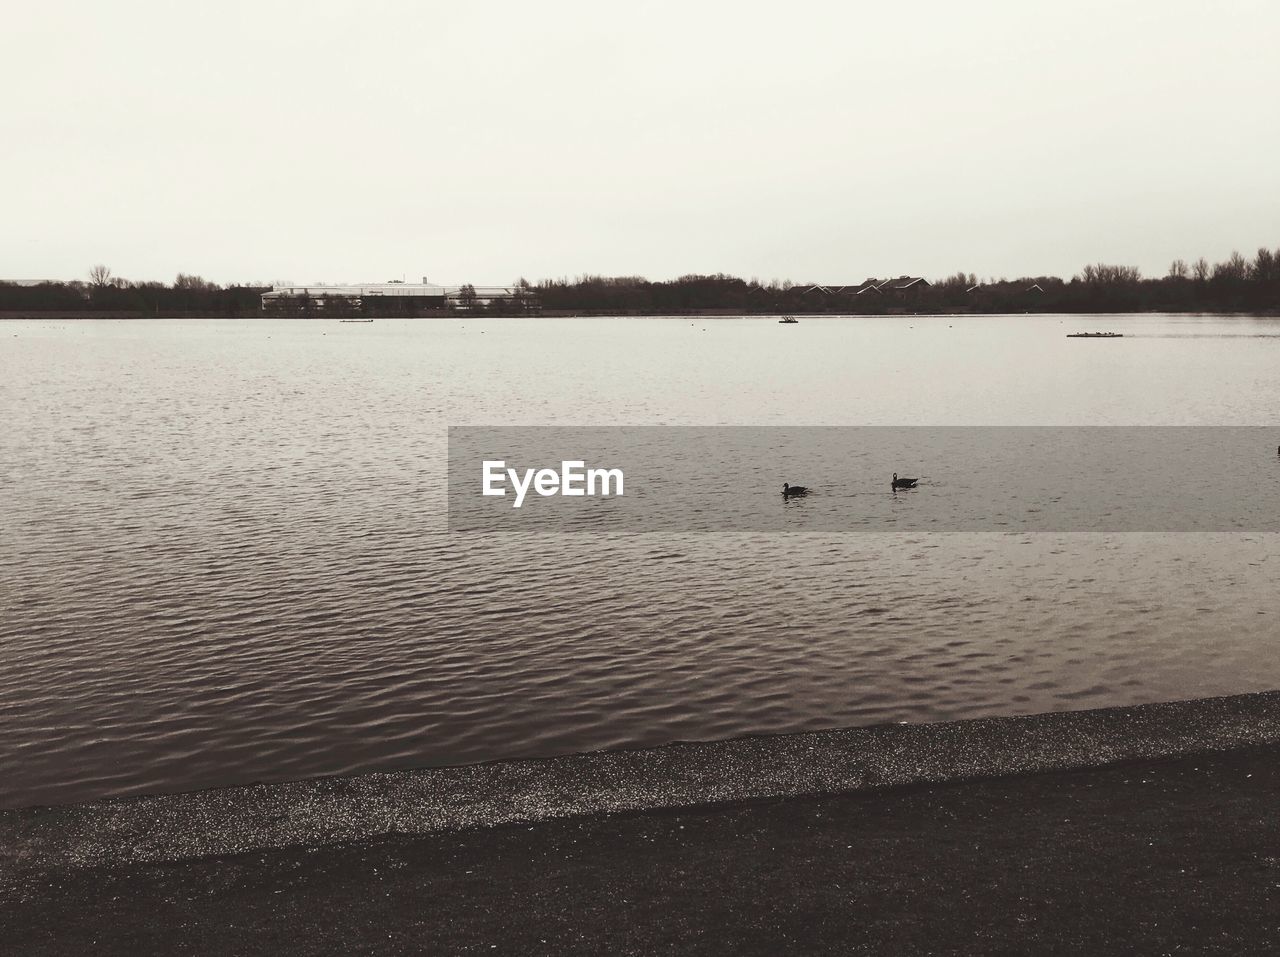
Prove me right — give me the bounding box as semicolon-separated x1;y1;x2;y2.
0;270;266;317
4;248;1279;317
535;247;1280;314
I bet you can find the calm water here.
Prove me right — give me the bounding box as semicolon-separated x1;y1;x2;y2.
2;314;1279;808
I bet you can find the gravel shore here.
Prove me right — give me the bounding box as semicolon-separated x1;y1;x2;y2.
5;692;1280;954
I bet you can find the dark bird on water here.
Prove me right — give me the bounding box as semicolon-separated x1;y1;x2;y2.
782;483;809;497
892;473;918;489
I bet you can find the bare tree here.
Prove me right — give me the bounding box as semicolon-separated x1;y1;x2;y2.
175;273;218;291
1252;247;1276;282
89;264;112;287
1168;259;1189;280
1192;257;1210;282
1078;263;1141;285
1212;250;1249;281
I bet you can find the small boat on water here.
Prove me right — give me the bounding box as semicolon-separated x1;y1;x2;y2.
1066;331;1122;338
340;319;374;323
779;315;799;324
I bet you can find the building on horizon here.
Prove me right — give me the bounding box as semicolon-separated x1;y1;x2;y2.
795;276;932;307
852;276;931;303
260;280;539;316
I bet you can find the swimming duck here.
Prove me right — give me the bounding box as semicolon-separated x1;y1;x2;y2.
891;473;918;489
782;483;809;497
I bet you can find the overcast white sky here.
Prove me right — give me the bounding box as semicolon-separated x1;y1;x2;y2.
4;0;1278;286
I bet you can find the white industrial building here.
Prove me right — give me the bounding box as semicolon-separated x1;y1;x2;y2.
260;280;537;315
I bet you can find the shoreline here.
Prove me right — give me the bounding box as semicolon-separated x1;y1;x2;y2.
6;692;1280;954
6;690;1280;870
4;309;1279;321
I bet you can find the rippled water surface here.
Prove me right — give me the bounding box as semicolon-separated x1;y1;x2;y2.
3;314;1279;807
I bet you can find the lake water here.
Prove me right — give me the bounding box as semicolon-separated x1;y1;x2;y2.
2;314;1279;808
